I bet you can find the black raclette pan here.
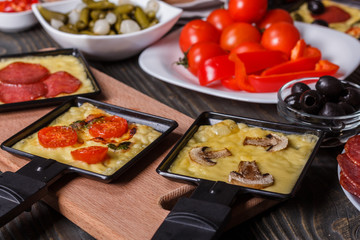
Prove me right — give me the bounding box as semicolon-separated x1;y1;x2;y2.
0;48;101;112
153;112;324;240
0;97;178;227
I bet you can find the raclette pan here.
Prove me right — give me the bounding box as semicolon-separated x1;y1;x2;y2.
0;48;101;112
0;97;178;227
153;112;324;240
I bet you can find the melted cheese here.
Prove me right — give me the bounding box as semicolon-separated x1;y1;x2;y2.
292;0;360;32
13;103;162;176
0;55;95;104
169;119;318;194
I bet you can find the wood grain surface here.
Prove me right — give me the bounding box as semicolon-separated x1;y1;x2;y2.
0;22;359;240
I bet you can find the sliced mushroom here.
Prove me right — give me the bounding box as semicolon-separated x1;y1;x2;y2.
243;133;288;152
229;161;274;189
189;146;232;166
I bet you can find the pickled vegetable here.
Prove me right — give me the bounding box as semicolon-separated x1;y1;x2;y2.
38;0;160;36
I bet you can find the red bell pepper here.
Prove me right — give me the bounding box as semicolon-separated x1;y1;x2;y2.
248;60;340;93
290;39;307;60
198;55;235;86
228;52;255;92
221;77;241;90
261;56;321;76
235;50;288;74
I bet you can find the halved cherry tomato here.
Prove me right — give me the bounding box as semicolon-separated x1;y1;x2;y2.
38;126;78;148
220;22;261;51
257;8;293;30
186;41;227;76
228;0;267;23
89;115;128;139
261;21;300;57
198;55;235;86
206;9;234;33
71;146;108;164
179;19;220;53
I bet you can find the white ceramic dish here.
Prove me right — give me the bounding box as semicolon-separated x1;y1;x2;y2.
338;164;360;211
139;22;360;104
32;0;182;61
0;9;38;32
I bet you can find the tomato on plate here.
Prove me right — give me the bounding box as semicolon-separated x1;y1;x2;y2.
261;21;300;57
206;9;234;33
220;22;261;51
186;41;227;76
71;146;108;164
89;115;128;139
228;0;268;23
179;19;220;53
0;0;38;12
257;8;293;30
38;126;78;148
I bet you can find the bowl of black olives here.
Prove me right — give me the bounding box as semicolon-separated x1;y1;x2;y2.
277;76;360;147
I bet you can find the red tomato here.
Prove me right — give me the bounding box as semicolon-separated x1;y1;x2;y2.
38;126;78;148
220;22;261;51
71;146;108;164
257;8;293;30
179;19;220;53
261;21;300;57
187;41;227;76
89;116;128;139
206;9;234;33
228;0;268;23
230;42;265;55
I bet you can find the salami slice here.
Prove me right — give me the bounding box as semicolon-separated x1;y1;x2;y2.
0;82;47;103
43;71;81;98
344;135;360;165
0;62;50;84
340;171;360;198
337;153;360;186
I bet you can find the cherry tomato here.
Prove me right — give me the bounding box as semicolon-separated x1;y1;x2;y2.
261;21;300;57
38;126;78;148
89;115;128;139
220;22;261;51
257;8;293;30
228;0;268;23
206;9;234;33
230;42;265;55
179;19;220;53
186;41;227;76
71;146;108;164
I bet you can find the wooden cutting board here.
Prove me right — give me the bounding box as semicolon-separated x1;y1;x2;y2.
0;68;278;239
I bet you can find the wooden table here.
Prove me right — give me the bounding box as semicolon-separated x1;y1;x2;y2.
0;22;359;240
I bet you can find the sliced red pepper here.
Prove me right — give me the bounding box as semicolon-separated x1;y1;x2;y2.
228;52;255;92
290;39;306;61
221;77;241;90
261;56;321;76
248;61;340;92
198;55;235;86
236;50;288;74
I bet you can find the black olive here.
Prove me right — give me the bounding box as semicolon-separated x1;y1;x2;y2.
319;102;346;116
339;87;360;108
311;19;329;27
300;90;323;114
338;101;356;114
291;82;310;95
284;93;302;110
307;0;325;15
315;75;344;99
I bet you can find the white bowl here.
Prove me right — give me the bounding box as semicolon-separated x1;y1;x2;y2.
32;0;182;61
0;10;38;32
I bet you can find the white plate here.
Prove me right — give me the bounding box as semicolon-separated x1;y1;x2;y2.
338;164;360;211
139;22;360;104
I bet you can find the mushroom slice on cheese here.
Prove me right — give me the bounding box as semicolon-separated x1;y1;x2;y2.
189;146;232;166
243;133;288;152
229;161;274;189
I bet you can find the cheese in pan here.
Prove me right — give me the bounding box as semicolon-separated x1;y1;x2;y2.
13;103;162;175
169;120;318;194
